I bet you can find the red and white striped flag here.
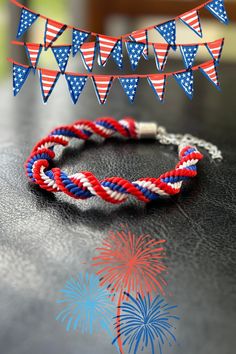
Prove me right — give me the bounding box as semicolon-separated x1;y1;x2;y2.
39;69;60;103
199;60;220;89
80;42;96;72
179;10;202;37
25;43;42;69
130;30;148;59
92;75;114;104
44;19;67;49
153;43;170;72
206;38;224;62
147;75;166;101
98;35;119;66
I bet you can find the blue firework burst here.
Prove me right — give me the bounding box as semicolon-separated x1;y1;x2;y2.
113;292;179;354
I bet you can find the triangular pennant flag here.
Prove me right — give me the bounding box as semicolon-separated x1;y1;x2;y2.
72;28;90;57
92;76;113;104
129;30;149;59
179;10;202;37
155;20;176;46
16;8;39;38
205;0;229;24
147;75;166;102
39;69;60;103
44;19;67;49
153;43;170;71
174;70;194;99
13;63;31;96
199;61;220;89
25;43;42;70
126;42;145;71
80;42;97;72
111;40;123;69
206;38;224;63
65;75;87;104
180;45;198;69
51;46;71;73
119;77;139;103
98;35;119;66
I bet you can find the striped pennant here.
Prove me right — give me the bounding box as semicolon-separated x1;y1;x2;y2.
180;45;198;69
13;64;31;96
179;10;202;38
174;70;194;99
65;75;87;104
199;61;220;89
25;43;42;70
44;19;67;49
206;38;224;63
80;42;97;72
98;35;119;66
147;75;166;102
153;43;170;72
92;75;113;104
39;69;60;103
129;30;148;59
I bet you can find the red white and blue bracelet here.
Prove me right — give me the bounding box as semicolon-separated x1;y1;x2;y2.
25;117;222;204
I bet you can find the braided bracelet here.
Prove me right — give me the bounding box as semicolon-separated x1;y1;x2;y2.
25;117;222;204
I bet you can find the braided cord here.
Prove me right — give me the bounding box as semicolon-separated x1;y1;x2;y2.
25;117;203;204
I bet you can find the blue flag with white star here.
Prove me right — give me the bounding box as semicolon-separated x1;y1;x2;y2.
126;42;145;71
180;45;198;69
16;8;39;38
51;46;71;73
119;77;139;103
174;70;194;99
65;75;87;104
205;0;229;24
13;63;31;96
155;20;176;47
111;40;123;69
72;29;90;57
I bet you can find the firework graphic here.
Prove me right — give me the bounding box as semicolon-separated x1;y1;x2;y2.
113;292;179;354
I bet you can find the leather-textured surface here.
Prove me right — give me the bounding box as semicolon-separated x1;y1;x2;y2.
0;60;236;354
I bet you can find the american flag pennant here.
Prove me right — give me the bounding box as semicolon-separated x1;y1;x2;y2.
65;75;87;104
205;38;224;63
98;35;119;66
111;40;123;69
25;43;42;70
153;43;170;72
155;20;176;47
179;10;202;37
180;45;198;69
80;42;97;72
13;63;31;96
92;75;114;104
199;60;220;89
119;77;139;103
129;30;149;59
205;0;229;24
147;75;166;102
44;19;67;49
174;70;194;99
126;42;145;71
51;46;71;73
72;28;90;57
16;8;39;39
39;69;60;103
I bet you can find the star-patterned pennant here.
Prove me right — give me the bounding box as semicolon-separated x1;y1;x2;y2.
80;42;97;72
153;43;170;72
155;20;176;47
92;75;114;104
180;45;198;69
25;43;42;70
13;63;31;96
179;10;202;37
72;28;90;57
39;69;60;103
205;0;229;24
129;30;149;59
174;70;194;99
119;77;139;103
16;8;39;39
147;75;166;102
126;42;145;71
65;75;87;104
205;38;224;63
44;19;67;49
51;46;71;73
199;60;220;89
111;40;123;69
98;35;119;66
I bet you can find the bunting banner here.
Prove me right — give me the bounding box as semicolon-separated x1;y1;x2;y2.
65;74;87;104
51;45;71;73
72;28;90;57
79;42;97;72
205;38;224;63
98;35;119;67
199;60;220;89
174;70;194;99
119;78;140;103
39;68;60;103
129;30;149;59
147;75;166;102
126;42;145;71
153;43;170;72
179;10;202;37
13;63;31;96
16;8;39;39
205;0;229;24
92;75;114;104
180;45;198;69
155;20;176;47
44;19;67;49
111;40;123;69
25;43;42;70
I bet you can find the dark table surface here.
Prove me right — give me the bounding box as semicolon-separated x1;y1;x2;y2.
0;59;236;354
